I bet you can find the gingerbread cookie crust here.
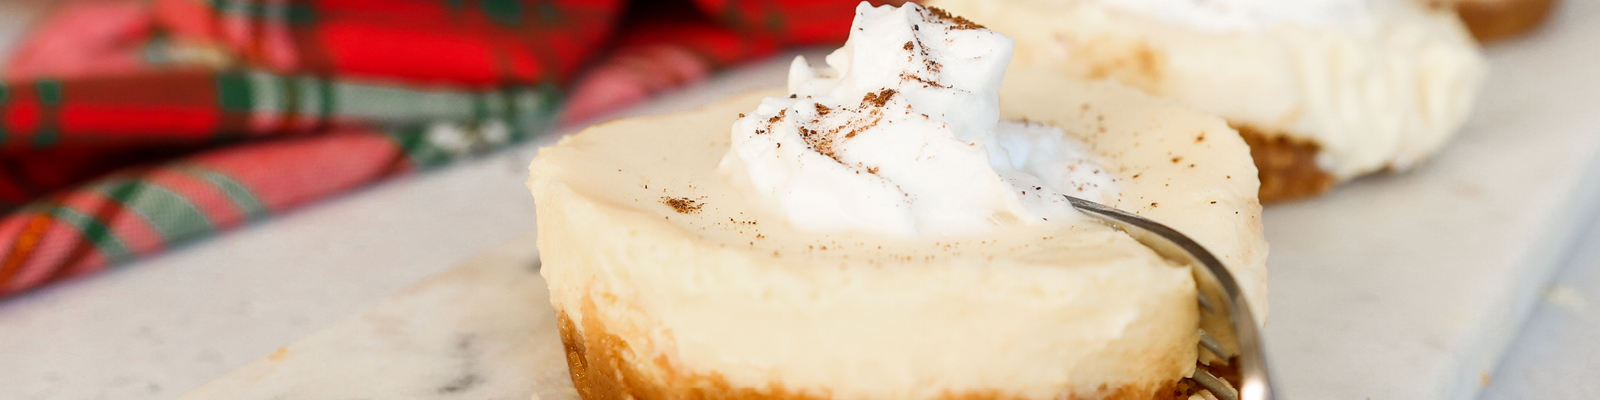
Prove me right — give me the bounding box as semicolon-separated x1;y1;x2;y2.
1454;0;1558;42
1236;126;1337;203
557;306;1199;400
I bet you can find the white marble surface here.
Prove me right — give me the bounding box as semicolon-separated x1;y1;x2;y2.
3;1;1600;399
1479;215;1600;400
176;233;577;400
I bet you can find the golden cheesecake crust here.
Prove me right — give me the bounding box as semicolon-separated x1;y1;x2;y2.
1236;126;1337;204
1454;0;1557;42
557;302;1196;400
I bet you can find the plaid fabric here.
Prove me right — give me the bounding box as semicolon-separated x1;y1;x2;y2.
0;0;903;298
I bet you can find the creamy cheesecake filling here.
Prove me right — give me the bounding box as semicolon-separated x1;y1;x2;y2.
720;3;1115;237
930;0;1486;180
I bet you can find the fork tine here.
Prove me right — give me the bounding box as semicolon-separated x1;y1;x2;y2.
1193;368;1240;400
1199;330;1228;361
1198;292;1217;314
1063;195;1274;400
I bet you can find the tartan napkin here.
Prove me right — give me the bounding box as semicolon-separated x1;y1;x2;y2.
0;0;900;298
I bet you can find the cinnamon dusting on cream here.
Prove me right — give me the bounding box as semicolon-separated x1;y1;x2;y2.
661;197;705;214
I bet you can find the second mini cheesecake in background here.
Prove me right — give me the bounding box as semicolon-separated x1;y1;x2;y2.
931;0;1489;202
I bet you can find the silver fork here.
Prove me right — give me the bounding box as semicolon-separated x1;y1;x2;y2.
1064;196;1275;400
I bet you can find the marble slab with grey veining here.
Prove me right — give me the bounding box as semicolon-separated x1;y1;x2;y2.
176;232;578;400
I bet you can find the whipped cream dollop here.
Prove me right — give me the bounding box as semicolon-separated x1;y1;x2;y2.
719;3;1114;238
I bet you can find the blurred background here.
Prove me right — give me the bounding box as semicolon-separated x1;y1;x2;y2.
0;0;1595;399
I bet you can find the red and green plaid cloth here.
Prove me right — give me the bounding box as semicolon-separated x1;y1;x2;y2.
0;0;902;298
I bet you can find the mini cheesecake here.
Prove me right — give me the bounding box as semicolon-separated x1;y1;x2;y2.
530;3;1266;400
528;67;1267;400
929;0;1488;202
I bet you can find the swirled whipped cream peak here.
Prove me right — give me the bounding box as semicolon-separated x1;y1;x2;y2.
719;2;1115;238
